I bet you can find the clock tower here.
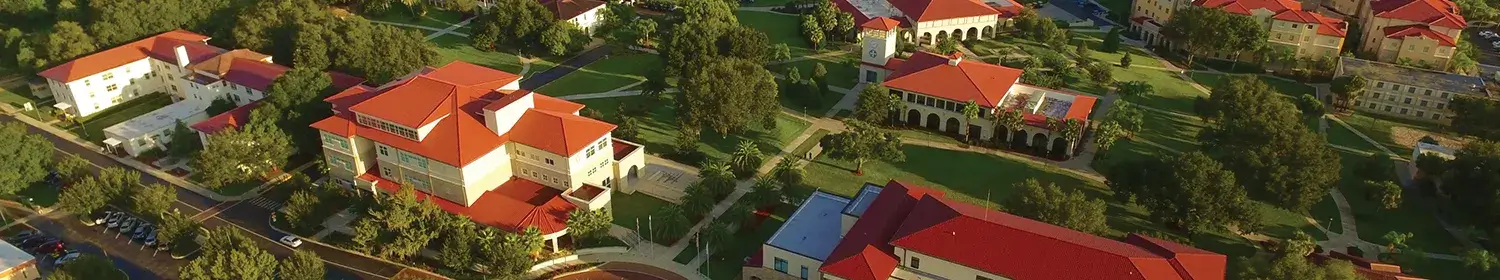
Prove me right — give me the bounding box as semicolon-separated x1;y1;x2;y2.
858;17;901;84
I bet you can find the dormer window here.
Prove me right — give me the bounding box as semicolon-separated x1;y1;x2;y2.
356;114;419;140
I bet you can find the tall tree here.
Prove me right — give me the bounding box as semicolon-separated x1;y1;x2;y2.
1107;152;1257;233
278;249;326;280
823;119;905;174
1114;81;1153;98
131;183;176;218
1101;27;1122;53
1093;121;1126;157
32;21;95;72
1162;8;1265;68
801;15;824;49
729;140;764;177
993;109;1024;146
1462;248;1499;278
1449;95;1500;139
678;58;779;135
54;154;91;184
0;121;52;195
156;209;200;247
1442;140;1500;225
168;121;201;159
85;0;230;46
717;26;771;63
566;208;613;242
540;22;588;56
180;228;278;280
281;190;321;230
1005;179;1110;235
1199;76;1340;212
439;226;476;270
853;84;899;125
1329;75;1368;111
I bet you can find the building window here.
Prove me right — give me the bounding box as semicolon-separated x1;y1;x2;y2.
1424;89;1433;96
1384;105;1392;112
1404;97;1412;104
773;258;788;273
1407;87;1416;94
1400;108;1409;115
381;166;395;178
378;145;389;157
865;70;878;83
1417;111;1426;117
911;257;921;269
1392;85;1401;91
603;177;611;187
1376;82;1385;88
1420;100;1429;107
322;134;350;150
329;156;353;171
398;151;429;169
1441;92;1450;98
1368;103;1377;109
103;73;114;80
545;158;555;165
106;84;118;91
1433;114;1442;120
1373;92;1382;98
1438;103;1447;109
800;266;808;280
1354;100;1362;106
906;93;915;102
586;147;596;158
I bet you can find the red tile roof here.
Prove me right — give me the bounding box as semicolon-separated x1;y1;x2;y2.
539;0;607;21
1369;0;1467;29
1125;235;1229;279
187;49;271;76
861;17;902;31
313;61;610;166
1309;251;1426;280
1194;0;1348;37
821;181;945;280
1272;10;1348;37
191;101;262;135
367;174;576;234
882;51;1022;108
1382;24;1458;46
221;58;291;91
39;30;223;83
889;0;1001;22
1065;95;1098;121
888;195;1222;279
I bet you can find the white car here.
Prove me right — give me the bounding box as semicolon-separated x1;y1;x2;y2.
278;236;302;248
1482;30;1498;37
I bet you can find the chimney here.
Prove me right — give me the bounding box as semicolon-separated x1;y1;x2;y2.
947;52;963;66
174;45;190;67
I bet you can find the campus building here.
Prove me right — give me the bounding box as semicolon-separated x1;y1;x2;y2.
310;61;646;249
0;241;37;280
743;180;1228;280
430;0;607;33
832;0;1023;45
1309;251;1427;280
858;18;1098;156
1129;0;1347;59
1354;0;1468;69
1336;56;1489;125
37;30;220;118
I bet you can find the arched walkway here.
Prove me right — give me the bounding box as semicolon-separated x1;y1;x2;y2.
944;118;960;133
1031;133;1048;154
907;109;921;126
982;26;994;38
921;32;932;45
936;31;948;43
952;29;964;41
967;125;983;140
994;128;1009;146
925;113;940;130
966;28;978;40
1010;129;1028;148
1049;138;1068;159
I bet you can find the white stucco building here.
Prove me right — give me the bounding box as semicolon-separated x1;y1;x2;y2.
37;30;221;118
311;61;646;250
833;0;1023;45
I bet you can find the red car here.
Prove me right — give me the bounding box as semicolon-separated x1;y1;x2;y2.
31;242;63;255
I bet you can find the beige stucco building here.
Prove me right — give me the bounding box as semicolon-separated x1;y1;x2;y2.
1355;0;1467;69
1337;57;1490;125
311;61;645;250
1131;0;1349;60
744;181;1228;280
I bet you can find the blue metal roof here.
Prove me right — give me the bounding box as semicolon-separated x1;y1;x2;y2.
766;191;850;261
842;183;884;217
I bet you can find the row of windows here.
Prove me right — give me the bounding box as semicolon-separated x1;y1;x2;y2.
515;149;558;166
520;167;568;186
1373;82;1452;99
583;138;609;158
905;92;974;115
1356;100;1445;120
1369;92;1447;109
357;114;419;140
329;156;353;171
771;258;809;280
323;134;350;150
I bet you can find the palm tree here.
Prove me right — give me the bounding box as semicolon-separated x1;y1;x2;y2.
961;101;982;144
1043;117;1062;155
1060;119;1084;156
992;109;1024;148
729;140;763;177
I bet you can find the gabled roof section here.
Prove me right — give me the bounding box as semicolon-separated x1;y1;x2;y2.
888;195;1220;280
368;176;576;234
221;58;291;91
1125;234;1229;279
351;61;521;128
820;181;944;280
511;109;616;156
39;30;222;83
1370;0;1467;29
426;60;522;89
1273;10;1348;37
1382;24;1458;46
1193;0;1301;15
191;101;262;135
188;49;271;76
861;17;902;31
891;0;1001;22
883;51;1022;108
539;0;607;21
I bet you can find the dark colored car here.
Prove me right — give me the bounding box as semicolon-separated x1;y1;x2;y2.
18;237;55;249
6;231;37;242
34;243;65;255
27;240;61;253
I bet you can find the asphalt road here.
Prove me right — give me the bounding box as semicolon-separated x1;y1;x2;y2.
0;114;402;279
519;45;615;90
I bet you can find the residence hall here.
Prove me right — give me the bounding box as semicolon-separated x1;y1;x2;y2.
743;180;1228;280
832;0;1024;45
1336;56;1489;125
1129;0;1348;59
1355;0;1468;69
311;61;646;250
858;17;1098;156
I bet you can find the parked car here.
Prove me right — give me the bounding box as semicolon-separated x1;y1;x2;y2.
6;231;38;242
133;225;152;239
53;252;80;266
278;236;302;248
119;217;137;232
144;231;158;246
34;243;65;255
1482;30;1497;38
27;240;61;253
18;237;55;249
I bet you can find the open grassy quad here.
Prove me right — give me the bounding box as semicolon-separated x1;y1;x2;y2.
1329;149;1465;254
428;35;560;77
0;83;44;107
535;52;661;96
745;0;796;7
1337;113;1452;157
1135;104;1208;152
1325;120;1385;154
364;9;470;32
695;202;793;280
62;92;173;143
1187;72;1316;98
1073;37;1209;115
737;11;826;57
772;52;860;89
576;95;812;165
610;191;673;230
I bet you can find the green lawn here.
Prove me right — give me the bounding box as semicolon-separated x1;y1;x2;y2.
0;84;44;107
1256;201;1328;241
1331;149;1464;254
1082;44;1208;114
699;202;792;280
577;96;811;166
1338;113;1442;156
745;0;795;7
1188;72;1315;98
1399;258;1474;280
611;191;673;231
737;11;819;57
364;9;470;31
428;35;559;77
1135;104;1207;152
535;52;661;96
1310;194;1342;234
777;79;846;117
773;52;860;89
1326;120;1385;154
65;93;173;143
10;181;58;207
788;129;829;159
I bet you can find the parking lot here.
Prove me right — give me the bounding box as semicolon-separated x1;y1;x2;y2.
5;209;188;279
1464;28;1500;66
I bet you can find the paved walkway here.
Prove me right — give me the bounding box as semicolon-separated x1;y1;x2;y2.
368;20;472;38
520;43;612;90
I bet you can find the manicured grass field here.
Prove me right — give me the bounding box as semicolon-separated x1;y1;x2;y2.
65;93;174;143
1400;258;1474;280
1326;119;1385;154
611;191;673;230
1135;105;1207;152
773;53;860;89
428;35;560;77
1338;113;1441;156
1331;149;1464;254
0;84;43;107
576;96;812;166
1080;43;1209;114
1188;72;1316;98
737;11;819;57
535;52;661;96
745;0;795;7
699;202;792;280
365;9;470;31
1310;194;1342;234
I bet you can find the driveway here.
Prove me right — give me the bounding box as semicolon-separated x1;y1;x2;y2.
1045;0;1117;27
520;45;614;90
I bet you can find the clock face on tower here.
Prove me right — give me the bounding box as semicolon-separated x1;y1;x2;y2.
868;49;878;58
